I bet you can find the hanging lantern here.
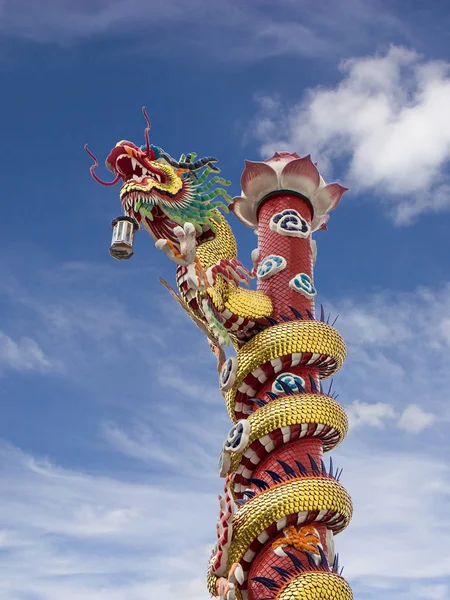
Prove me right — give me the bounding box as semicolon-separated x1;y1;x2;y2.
109;216;139;260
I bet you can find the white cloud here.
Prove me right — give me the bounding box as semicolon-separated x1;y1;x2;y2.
0;331;54;373
330;284;450;441
254;45;450;223
0;0;404;64
338;450;450;582
397;404;436;432
346;400;397;428
0;443;216;600
1;260;450;599
1;438;449;600
416;584;449;600
346;400;436;432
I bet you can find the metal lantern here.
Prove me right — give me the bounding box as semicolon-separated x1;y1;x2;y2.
109;216;139;260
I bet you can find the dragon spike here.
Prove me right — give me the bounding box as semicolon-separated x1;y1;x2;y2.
280;314;291;322
251;577;281;591
318;546;329;568
195;165;216;185
327;380;334;396
320;304;325;322
296;379;305;393
253;398;268;407
159;151;220;172
307;454;320;475
329;456;334;478
295;460;308;476
339;566;345;576
277;460;296;479
284;550;305;573
197;176;231;194
244;489;256;499
327;312;331;324
235;498;247;506
271;566;291;581
336;468;344;481
185;152;197;163
336;554;341;573
265;470;284;484
84;145;121;186
266;392;279;401
319;382;324;394
320;459;327;476
306;552;317;568
247;478;271;491
333;393;340;400
278;379;295;396
266;316;279;326
331;314;340;327
306;309;315;320
289;306;303;320
308;374;317;393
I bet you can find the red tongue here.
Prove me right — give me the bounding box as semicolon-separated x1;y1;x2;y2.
117;156;144;179
117;156;134;177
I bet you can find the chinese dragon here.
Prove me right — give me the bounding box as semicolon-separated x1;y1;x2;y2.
86;109;353;600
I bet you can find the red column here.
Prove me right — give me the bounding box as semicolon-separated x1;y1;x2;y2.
256;193;315;321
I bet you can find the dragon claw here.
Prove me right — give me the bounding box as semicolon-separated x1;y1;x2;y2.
156;221;198;267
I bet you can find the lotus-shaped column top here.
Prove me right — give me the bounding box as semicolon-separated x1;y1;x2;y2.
231;152;347;232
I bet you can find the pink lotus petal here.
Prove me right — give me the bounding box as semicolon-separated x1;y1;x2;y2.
240;160;279;204
314;183;348;215
280;155;321;199
230;196;258;228
311;213;330;232
264;151;300;163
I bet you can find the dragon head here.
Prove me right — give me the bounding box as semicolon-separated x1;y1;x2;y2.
85;108;233;247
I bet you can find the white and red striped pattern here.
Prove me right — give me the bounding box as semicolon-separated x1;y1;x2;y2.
234;352;337;420
176;265;200;312
233;424;340;497
220;309;255;335
210;476;235;577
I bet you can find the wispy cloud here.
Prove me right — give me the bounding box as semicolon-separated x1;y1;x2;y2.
397;404;436;432
0;259;178;378
1;256;450;598
346;400;436;432
252;45;450;222
0;0;404;62
0;331;55;374
1;439;449;599
338;449;450;588
0;442;216;600
415;584;450;600
332;285;450;408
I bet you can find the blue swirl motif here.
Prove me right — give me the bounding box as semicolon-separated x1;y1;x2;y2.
220;356;238;391
257;255;287;280
269;209;310;238
224;420;250;453
272;372;305;394
289;272;317;298
218;420;250;476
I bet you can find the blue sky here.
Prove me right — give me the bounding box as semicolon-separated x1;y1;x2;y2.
1;1;450;599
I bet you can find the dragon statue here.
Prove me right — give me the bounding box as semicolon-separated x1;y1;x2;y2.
86;108;353;600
